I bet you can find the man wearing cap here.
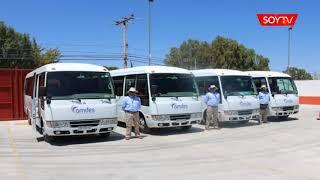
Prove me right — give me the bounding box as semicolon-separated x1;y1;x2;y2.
258;85;270;123
204;85;220;130
122;87;142;140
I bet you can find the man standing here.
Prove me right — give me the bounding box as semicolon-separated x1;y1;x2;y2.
122;87;142;140
204;85;220;130
258;85;270;123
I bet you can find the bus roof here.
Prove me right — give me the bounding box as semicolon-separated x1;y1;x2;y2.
110;66;192;76
191;69;251;77
246;71;291;78
26;63;109;78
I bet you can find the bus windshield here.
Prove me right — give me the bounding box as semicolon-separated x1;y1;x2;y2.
220;76;256;97
268;77;298;94
47;71;115;100
150;73;199;97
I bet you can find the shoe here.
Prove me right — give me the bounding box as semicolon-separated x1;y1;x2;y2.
135;134;142;139
125;137;130;140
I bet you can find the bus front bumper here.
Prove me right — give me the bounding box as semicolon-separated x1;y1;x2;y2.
269;106;299;116
219;110;260;122
44;119;117;136
146;114;201;128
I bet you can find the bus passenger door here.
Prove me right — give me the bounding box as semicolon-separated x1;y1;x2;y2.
113;76;126;122
37;73;46;128
31;74;38;131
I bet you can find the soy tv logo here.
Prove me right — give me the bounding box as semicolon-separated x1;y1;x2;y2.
257;14;298;26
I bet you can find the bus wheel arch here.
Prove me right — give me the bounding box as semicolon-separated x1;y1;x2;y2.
139;112;151;134
201;109;207;125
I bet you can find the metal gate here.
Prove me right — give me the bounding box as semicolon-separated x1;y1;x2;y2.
0;68;32;121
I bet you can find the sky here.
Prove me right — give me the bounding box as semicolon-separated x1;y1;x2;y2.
1;0;319;72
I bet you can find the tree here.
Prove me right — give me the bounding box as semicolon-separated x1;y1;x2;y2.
283;67;313;80
165;36;270;71
0;21;60;68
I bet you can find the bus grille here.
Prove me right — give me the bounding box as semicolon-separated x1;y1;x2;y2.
69;120;100;128
170;114;191;121
238;110;252;116
283;106;294;111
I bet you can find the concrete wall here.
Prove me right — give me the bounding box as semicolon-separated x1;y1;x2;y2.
295;80;320;105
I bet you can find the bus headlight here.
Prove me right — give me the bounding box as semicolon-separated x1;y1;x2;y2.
191;113;202;119
46;121;69;128
151;115;170;121
294;105;299;109
100;118;117;125
224;110;238;115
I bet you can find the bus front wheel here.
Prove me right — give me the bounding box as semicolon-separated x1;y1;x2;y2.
139;115;151;134
44;134;55;143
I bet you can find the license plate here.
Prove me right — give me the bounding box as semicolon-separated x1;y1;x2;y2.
78;126;92;130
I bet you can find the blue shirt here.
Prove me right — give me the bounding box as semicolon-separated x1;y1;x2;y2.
122;96;141;112
258;91;270;105
204;92;220;107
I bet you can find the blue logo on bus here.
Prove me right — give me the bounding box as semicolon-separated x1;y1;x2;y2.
171;103;188;110
71;106;95;113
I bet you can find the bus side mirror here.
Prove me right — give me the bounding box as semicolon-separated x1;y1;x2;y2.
152;96;156;101
46;97;52;105
38;86;47;97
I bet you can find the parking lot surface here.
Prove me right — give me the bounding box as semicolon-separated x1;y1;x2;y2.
1;105;320;180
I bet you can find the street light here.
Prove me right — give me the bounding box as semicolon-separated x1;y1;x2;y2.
148;0;153;66
287;26;293;70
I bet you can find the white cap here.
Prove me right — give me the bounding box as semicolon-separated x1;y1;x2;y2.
209;85;217;89
128;87;137;92
261;85;267;89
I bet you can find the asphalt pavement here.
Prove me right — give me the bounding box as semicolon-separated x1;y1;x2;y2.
1;105;320;180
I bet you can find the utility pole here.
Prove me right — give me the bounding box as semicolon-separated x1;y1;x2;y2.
115;14;135;68
287;26;293;71
148;0;153;66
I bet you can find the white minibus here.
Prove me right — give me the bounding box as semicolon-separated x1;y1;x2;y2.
110;66;202;133
24;63;117;142
192;69;260;124
247;71;299;119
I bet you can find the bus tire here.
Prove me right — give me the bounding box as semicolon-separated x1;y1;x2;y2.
201;110;207;125
139;114;151;134
44;134;55;143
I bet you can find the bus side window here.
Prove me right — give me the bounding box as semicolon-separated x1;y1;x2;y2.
25;77;34;98
38;73;45;109
136;74;149;106
195;78;205;95
113;76;124;96
125;75;137;95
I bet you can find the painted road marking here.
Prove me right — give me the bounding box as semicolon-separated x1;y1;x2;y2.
7;125;25;180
